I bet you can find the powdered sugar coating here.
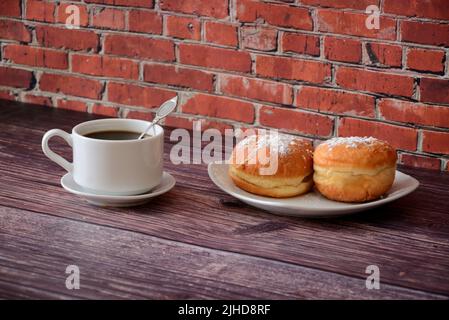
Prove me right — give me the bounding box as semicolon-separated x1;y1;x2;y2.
237;133;303;155
323;136;379;150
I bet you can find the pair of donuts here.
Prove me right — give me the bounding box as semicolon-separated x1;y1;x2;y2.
229;134;397;203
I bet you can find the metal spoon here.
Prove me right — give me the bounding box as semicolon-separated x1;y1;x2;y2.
138;96;178;139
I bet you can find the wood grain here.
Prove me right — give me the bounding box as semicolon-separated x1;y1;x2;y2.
0;206;444;299
0;100;449;299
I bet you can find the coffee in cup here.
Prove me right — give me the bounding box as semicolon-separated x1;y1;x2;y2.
84;130;152;140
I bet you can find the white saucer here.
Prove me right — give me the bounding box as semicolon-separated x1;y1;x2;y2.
61;172;176;207
208;161;420;218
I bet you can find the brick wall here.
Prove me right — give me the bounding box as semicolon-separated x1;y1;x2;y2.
0;0;448;171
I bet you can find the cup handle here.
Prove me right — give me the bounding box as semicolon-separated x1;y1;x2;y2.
42;129;74;173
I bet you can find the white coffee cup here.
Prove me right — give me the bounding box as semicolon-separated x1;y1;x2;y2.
42;118;164;196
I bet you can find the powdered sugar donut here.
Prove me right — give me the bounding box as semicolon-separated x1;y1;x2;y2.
313;137;397;203
229;133;314;198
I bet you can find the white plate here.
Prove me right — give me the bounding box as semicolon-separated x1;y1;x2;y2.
208;161;419;218
61;172;176;207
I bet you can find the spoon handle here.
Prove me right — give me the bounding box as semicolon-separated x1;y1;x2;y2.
138;117;160;140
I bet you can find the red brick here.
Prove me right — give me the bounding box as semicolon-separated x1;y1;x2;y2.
0;67;33;89
255;55;331;84
56;99;88;112
40;73;103;99
107;82;174;109
401;21;449;46
85;0;154;8
144;63;214;92
36;26;99;52
0;90;15;100
26;0;56;22
406;48;445;74
104;34;175;62
125;110;154;121
166;15;201;40
400;153;441;170
237;0;313;30
301;0;376;10
241;26;277;52
281;32;320;57
0;0;21;17
420;79;449;105
219;74;293;105
128;10;162;34
181;94;255;123
179;44;252;73
379;99;449;128
384;0;449;20
92;104;119;117
317;9;396;40
92;7;125;30
297;86;375;117
324;37;362;63
72;54;139;80
160;0;228;18
22;94;52;106
259;106;334;137
164;116;233;133
336;67;414;97
0;20;31;42
4;44;68;70
422;131;449;154
338;118;417;151
204;22;238;47
365;42;402;68
57;3;89;27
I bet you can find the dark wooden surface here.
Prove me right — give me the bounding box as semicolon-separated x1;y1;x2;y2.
0;100;448;300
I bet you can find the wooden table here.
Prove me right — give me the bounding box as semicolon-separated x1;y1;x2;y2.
0;100;448;300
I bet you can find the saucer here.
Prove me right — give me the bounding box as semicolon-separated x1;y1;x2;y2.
208;161;420;218
61;172;176;207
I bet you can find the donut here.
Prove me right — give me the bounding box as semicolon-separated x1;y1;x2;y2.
313;137;397;203
229;133;314;198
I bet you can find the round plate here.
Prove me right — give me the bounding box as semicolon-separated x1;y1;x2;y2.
61;172;176;207
208;161;419;218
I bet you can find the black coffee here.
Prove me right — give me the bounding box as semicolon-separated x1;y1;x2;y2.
85;130;150;140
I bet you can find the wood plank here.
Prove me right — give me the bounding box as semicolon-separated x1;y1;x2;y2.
1;130;449;296
1;101;449;297
2;111;449;247
0;206;443;299
2;109;449;245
